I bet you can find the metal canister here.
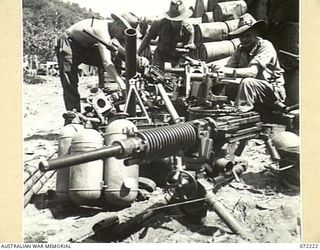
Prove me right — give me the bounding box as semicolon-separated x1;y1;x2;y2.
272;131;299;153
278;22;299;56
225;18;240;33
194;22;229;44
202;11;214;23
272;131;300;187
193;0;206;17
103;119;139;208
277;22;299;105
255;0;269;23
284;69;299;106
69;127;103;205
213;0;247;22
198;38;240;62
56;123;83;202
185;17;203;25
207;0;221;11
268;0;299;25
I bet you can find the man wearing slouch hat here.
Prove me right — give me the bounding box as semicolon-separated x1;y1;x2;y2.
218;13;287;113
138;0;196;70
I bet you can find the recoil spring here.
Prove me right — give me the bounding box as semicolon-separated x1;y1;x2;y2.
137;122;198;159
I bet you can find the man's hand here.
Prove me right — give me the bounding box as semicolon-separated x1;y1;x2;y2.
184;43;196;50
137;56;149;68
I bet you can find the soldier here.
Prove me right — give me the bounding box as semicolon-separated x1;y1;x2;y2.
137;0;195;70
56;13;145;112
218;13;287;112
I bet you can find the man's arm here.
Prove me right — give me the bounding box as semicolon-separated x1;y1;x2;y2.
181;21;196;50
97;43;126;90
91;23;126;90
137;32;153;56
138;21;158;56
220;64;259;78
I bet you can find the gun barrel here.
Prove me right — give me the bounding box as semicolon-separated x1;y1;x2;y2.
39;145;123;172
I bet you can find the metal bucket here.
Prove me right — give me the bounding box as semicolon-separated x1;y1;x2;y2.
198;38;240;62
202;11;214;23
213;0;247;22
194;22;229;44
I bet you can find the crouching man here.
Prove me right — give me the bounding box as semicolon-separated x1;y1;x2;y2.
218;13;287;113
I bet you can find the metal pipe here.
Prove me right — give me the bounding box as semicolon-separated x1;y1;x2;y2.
24;170;46;195
156;83;181;124
101;194;170;242
24;170;56;207
24;166;40;183
125;28;137;116
205;193;253;241
39;145;123;172
98;68;105;88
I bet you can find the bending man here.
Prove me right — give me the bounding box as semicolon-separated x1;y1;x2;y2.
56;13;139;112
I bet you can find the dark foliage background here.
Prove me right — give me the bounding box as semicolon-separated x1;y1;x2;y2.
23;0;103;62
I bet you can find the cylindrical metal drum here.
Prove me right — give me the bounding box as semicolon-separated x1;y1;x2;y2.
252;0;269;24
213;0;247;22
184;17;203;25
207;0;220;11
284;69;299;106
194;0;206;17
194;22;229;44
203;0;209;11
225;18;240;33
56;124;83;202
103;119;139;208
202;11;214;23
278;22;299;55
272;131;299;167
268;0;299;26
69;127;103;205
198;38;240;62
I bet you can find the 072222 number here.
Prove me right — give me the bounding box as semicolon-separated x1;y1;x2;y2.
300;244;319;248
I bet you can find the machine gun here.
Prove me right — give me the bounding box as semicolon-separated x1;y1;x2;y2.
40;115;261;172
39;114;262;240
162;48;239;119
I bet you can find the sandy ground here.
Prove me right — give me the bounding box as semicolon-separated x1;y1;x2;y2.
23;75;301;243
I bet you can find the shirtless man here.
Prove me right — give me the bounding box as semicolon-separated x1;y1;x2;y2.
56;13;139;112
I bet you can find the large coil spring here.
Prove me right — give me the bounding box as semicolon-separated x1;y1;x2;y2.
137;122;198;159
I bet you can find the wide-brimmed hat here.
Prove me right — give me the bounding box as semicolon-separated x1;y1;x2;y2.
163;0;193;21
229;13;267;36
111;12;139;29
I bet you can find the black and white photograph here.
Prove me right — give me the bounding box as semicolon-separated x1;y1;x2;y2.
22;0;300;243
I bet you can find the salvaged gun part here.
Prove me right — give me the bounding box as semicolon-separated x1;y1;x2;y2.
161;50;240;119
39;114;262;239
